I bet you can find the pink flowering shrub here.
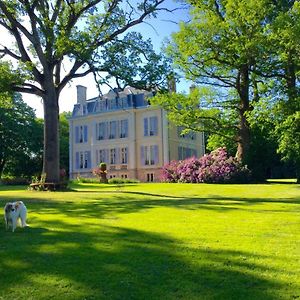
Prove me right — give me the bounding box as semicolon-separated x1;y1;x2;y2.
161;148;251;183
161;160;181;183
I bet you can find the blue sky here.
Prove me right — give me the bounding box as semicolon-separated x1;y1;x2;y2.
22;1;191;117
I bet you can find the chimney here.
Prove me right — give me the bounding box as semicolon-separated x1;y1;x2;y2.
76;85;87;104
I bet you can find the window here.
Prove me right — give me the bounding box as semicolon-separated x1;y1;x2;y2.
121;147;128;164
144;116;158;136
149;116;158;136
119;119;128;138
147;173;154;182
108;98;117;110
178;146;197;160
109;121;117;139
141;145;159;166
97;149;107;164
75;125;88;143
110;148;116;164
177;126;196;140
97;122;106;140
76;151;91;169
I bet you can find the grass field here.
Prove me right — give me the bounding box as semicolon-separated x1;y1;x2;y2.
0;182;299;300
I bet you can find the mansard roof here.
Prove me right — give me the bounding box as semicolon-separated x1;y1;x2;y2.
71;87;154;118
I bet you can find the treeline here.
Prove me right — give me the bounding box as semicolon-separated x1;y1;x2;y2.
154;0;300;182
0;93;70;183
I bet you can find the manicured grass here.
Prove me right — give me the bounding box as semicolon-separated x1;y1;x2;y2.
0;182;299;299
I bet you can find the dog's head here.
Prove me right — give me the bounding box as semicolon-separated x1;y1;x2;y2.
4;203;15;214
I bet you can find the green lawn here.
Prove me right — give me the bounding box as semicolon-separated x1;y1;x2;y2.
0;182;299;300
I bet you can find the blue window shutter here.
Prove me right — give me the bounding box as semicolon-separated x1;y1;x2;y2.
87;151;91;168
84;125;88;143
178;147;182;160
144;118;148;136
116;148;120;164
153;116;158;135
154;145;159;164
105;149;109;163
105;122;109;140
141;146;145;166
125;147;128;164
125;119;128;137
76;152;80;169
116;120;120;138
75;126;79;143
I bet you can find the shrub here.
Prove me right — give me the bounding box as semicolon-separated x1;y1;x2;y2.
161;148;251;184
161;160;182;183
108;178;140;184
0;176;29;185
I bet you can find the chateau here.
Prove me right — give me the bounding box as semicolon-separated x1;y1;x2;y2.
69;85;205;182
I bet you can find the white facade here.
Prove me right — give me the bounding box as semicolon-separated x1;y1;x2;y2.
69;86;205;182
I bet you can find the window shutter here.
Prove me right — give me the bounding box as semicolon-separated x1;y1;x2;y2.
141;146;145;165
116;148;120;164
125;119;128;138
76;152;80;169
96;150;99;165
84;125;88;143
105;149;109;163
125;147;128;164
116;120;120;138
154;145;159;164
87;151;91;168
153;116;158;135
75;126;79;143
144;118;148;136
105;122;109;140
178;147;182;160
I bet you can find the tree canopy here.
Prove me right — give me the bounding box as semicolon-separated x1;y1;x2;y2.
0;0;171;183
154;0;300;180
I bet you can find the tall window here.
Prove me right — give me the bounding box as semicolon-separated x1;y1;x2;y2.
75;125;88;143
99;149;106;163
110;148;116;164
97;122;106;140
121;147;128;164
144;116;158;136
141;145;159;166
76;151;91;169
119;119;128;138
109;121;117;139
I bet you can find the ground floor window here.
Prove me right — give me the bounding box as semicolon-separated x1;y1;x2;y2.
147;173;154;182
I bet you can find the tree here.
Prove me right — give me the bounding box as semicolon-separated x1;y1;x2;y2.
0;93;43;179
59;111;71;174
157;0;274;164
0;0;170;183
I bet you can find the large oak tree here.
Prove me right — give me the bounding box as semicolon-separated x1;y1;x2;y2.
0;0;169;183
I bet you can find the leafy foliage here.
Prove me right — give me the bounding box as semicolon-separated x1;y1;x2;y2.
0;93;43;179
0;0;170;183
161;148;251;184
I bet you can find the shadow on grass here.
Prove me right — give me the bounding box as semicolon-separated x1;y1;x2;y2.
0;190;299;221
0;221;286;300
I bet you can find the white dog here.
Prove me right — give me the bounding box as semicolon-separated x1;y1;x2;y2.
4;201;27;232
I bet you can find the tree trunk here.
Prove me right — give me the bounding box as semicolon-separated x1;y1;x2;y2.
236;64;251;164
42;85;60;183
